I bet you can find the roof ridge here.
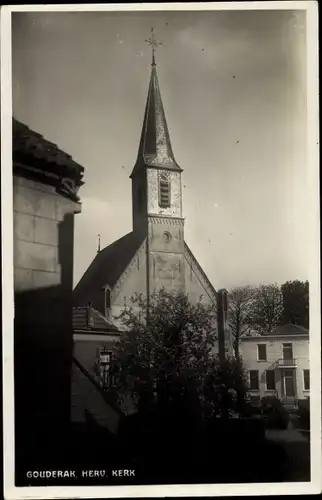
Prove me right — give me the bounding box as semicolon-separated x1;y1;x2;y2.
91;307;113;326
73;231;146;306
98;231;134;255
184;241;216;298
112;236;147;299
13;117;85;173
131;63;182;176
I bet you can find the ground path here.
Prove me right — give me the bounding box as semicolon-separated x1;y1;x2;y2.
265;416;310;482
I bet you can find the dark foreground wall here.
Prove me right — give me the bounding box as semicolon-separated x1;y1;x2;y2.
14;176;81;473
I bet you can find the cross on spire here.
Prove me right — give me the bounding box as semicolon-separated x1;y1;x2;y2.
145;28;162;66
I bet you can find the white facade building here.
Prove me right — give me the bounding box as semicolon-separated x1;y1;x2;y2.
240;324;310;409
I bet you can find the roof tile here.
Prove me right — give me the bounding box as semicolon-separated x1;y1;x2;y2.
73;306;118;332
73;232;145;307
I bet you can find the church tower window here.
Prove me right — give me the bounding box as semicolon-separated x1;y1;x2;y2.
159;175;171;208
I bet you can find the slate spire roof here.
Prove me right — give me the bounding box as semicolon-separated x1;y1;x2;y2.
131;52;182;177
73;232;145;309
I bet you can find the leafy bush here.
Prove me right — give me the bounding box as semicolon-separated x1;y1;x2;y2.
261;396;289;429
297;398;310;429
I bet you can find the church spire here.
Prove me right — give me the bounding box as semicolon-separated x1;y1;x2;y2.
130;29;182;177
145;27;161;67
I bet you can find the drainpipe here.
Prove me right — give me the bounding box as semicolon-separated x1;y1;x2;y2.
217;289;229;362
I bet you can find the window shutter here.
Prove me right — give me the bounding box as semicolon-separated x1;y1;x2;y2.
159;177;171;208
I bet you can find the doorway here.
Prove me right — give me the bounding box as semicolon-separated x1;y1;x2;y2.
283;368;296;397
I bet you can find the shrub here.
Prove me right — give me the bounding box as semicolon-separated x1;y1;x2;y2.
297;398;310;429
261;396;289;430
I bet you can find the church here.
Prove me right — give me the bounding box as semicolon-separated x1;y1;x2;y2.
71;33;232;429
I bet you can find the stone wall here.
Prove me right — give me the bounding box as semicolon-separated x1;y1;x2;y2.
111;239;147;329
14;176;80;291
14;174;81;457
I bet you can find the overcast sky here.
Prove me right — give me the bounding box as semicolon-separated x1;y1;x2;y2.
12;9;307;290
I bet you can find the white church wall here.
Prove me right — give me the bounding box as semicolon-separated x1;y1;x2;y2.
110;240;147;329
184;256;215;307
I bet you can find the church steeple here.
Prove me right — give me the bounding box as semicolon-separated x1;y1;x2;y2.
130;29;182;177
131;30;184;237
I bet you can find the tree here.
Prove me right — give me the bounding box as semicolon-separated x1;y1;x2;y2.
112;289;248;420
250;284;283;334
281;280;309;328
202;355;249;419
112;289;216;411
228;286;255;357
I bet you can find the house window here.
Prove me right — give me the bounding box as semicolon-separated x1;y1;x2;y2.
159;176;171;208
99;350;112;390
282;343;293;360
303;369;310;390
257;344;267;361
266;370;276;390
105;287;111;310
249;370;259;390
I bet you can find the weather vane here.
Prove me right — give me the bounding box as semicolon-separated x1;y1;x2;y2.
145;28;162;66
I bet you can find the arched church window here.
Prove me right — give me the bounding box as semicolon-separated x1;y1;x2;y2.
163;231;172;243
105;287;111;311
159;175;171;208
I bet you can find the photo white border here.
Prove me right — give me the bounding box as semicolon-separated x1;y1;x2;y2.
1;2;320;498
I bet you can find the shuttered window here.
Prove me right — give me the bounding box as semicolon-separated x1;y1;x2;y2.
159;178;171;208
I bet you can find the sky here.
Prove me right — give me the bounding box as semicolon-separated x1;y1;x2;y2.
12;8;308;290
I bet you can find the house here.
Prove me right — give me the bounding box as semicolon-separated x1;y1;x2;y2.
240;323;310;410
71;305;124;433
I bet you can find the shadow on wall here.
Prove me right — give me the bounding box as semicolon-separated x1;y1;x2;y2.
14;213;75;475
